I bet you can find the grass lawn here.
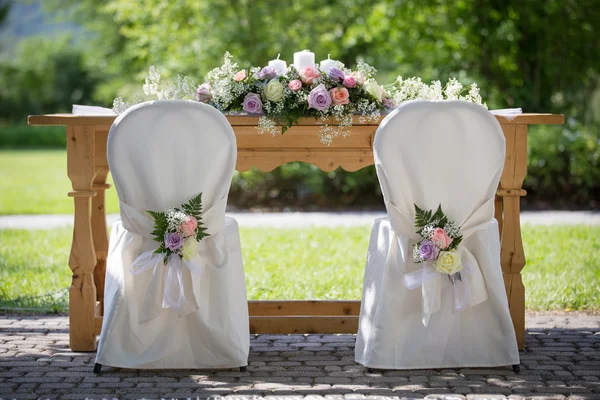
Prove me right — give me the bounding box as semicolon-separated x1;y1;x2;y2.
0;150;119;215
1;225;598;312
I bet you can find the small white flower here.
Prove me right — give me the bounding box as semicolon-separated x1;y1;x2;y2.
444;78;463;100
412;245;422;262
257;116;278;136
444;221;461;238
364;80;384;101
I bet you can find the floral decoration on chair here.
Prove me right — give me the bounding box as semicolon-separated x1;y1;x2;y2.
412;204;464;282
147;193;209;262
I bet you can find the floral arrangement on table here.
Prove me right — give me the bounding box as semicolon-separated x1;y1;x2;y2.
412;204;464;281
146;193;208;262
113;50;486;145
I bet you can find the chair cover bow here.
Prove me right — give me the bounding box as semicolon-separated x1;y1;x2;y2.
384;199;492;327
120;195;229;324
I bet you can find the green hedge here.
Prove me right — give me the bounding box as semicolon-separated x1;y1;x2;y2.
527;123;600;206
0;125;66;149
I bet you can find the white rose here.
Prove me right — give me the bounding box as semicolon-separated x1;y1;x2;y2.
364;80;383;101
181;239;197;261
434;250;463;275
264;79;284;102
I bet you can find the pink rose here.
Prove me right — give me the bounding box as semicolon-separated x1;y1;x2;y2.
300;66;320;85
431;228;452;249
329;87;350;105
234;70;247;82
179;216;198;237
288;79;302;91
342;75;357;88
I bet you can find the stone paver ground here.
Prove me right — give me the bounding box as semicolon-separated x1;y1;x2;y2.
1;313;599;400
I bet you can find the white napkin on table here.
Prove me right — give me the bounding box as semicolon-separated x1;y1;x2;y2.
72;105;116;115
489;108;522;121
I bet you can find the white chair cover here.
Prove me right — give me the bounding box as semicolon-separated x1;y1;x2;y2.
95;100;249;369
355;100;520;369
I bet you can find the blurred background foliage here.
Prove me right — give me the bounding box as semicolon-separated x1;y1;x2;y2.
1;0;598;208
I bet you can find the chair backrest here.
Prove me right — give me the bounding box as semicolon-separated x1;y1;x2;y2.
107;100;236;215
374;100;505;227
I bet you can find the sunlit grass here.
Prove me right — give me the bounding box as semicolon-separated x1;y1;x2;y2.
1;225;598;312
0;150;119;215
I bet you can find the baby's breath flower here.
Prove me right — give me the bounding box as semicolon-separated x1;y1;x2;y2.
421;223;436;239
356;61;377;80
257;116;278;136
444;221;461;239
413;245;423;262
445;78;463;100
166;208;189;232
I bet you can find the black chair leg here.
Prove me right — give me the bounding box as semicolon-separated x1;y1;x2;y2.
512;364;520;373
239;366;248;372
366;367;376;373
93;363;102;373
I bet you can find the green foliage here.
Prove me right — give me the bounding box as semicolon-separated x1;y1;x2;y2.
229;163;381;210
527;124;600;204
4;0;600;205
0;125;66;149
414;204;444;230
0;35;100;123
147;210;168;255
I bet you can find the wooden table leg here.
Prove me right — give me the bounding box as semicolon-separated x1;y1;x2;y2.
92;127;110;316
494;192;503;237
66;125;98;351
498;124;528;350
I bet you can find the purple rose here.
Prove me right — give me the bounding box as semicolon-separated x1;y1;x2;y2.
196;83;211;103
327;67;345;82
256;66;278;80
165;232;183;251
307;84;332;111
419;240;438;261
243;93;263;114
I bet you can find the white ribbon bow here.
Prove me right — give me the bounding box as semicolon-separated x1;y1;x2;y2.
384;199;493;327
120;195;229;324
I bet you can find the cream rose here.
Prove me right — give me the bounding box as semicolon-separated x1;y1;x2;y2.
364;80;383;101
264;79;284;102
434;250;463;275
181;239;198;261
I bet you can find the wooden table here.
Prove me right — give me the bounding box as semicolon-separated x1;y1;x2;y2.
28;112;564;352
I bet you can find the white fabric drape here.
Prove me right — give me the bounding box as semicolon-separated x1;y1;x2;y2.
95;100;249;369
355;100;520;369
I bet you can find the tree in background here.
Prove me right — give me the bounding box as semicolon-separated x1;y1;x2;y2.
4;0;600;206
0;35;97;121
0;1;9;27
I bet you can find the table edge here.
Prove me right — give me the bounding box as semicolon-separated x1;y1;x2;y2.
28;113;565;127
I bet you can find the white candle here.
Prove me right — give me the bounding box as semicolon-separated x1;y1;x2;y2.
320;54;339;74
268;54;287;76
293;50;315;71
